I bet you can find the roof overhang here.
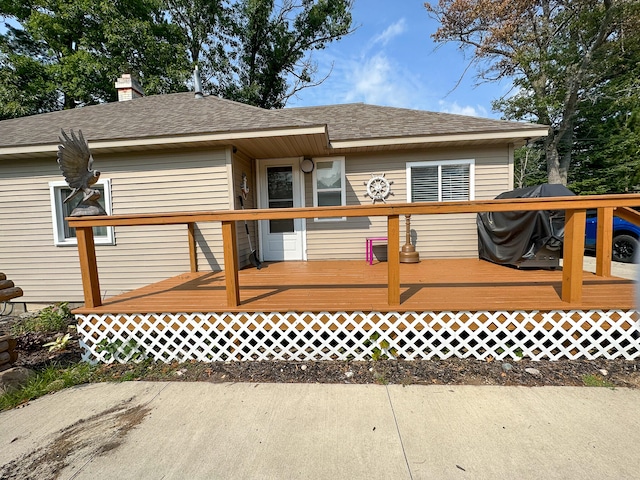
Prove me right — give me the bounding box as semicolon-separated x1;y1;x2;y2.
0;125;330;160
329;128;549;151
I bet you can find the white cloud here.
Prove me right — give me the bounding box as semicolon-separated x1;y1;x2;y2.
438;100;488;117
343;53;419;108
371;19;407;47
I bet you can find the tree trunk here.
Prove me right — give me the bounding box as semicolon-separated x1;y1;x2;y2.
545;132;568;185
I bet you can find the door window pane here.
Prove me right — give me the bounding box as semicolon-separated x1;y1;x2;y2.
267;166;294;233
270;219;294;233
268;167;293;201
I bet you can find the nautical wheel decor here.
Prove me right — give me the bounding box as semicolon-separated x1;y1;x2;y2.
364;173;393;203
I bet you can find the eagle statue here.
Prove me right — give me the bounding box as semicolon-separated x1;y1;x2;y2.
57;129;106;216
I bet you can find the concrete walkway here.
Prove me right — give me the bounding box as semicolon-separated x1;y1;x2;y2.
1;382;639;479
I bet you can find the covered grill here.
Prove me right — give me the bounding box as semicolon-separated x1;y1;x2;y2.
477;184;575;269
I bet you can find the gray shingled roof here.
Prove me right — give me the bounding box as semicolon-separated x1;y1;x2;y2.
0;92;321;148
0;92;544;149
288;103;543;141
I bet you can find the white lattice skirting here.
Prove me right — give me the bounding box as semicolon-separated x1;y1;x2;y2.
76;310;640;363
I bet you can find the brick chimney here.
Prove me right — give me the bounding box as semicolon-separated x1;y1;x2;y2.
115;73;144;101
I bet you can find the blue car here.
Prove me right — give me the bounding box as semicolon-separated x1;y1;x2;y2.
585;210;640;263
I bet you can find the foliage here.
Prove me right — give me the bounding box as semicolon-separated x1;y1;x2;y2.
10;303;73;334
96;338;146;363
0;0;189;118
425;0;640;186
43;333;72;352
219;0;354;108
0;362;96;411
568;27;640;194
513;143;546;189
364;332;397;361
1;0;353;117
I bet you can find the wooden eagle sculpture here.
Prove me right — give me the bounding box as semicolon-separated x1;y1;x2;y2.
57;129;106;216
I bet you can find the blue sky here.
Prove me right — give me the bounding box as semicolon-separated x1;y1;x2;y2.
287;0;512;119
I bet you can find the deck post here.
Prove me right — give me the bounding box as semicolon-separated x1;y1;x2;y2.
187;223;198;273
75;226;102;308
561;209;586;303
221;220;240;307
387;214;400;306
595;207;613;277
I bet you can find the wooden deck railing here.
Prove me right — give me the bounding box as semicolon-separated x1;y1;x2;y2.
67;194;640;309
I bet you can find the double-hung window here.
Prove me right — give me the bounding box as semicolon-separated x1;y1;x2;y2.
312;157;346;221
49;179;114;246
406;159;475;202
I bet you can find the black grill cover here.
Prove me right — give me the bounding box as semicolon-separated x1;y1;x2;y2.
477;184;575;267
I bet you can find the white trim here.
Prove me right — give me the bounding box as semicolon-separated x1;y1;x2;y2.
49;179;114;246
225;147;235;209
312;156;346;222
331;129;549;149
406;159;475;202
508;143;515;191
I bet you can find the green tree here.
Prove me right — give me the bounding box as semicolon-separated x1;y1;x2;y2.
0;0;188;118
568;23;640;194
163;0;230;92
220;0;353;108
425;0;640;186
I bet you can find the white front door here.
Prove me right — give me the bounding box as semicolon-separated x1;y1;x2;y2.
258;158;306;261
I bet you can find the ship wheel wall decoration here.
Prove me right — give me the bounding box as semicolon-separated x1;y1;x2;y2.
364;173;393;203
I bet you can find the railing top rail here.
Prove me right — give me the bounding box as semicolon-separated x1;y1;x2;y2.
67;193;640;228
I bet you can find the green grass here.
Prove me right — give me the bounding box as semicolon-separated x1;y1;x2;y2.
0;362;96;411
582;374;615;388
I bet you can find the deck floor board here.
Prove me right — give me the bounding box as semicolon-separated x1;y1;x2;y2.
74;259;636;314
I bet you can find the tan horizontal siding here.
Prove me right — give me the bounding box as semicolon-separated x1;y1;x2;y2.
0;148;230;303
306;147;510;260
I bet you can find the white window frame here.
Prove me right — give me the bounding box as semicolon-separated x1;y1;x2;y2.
49;179;115;246
312;156;347;222
406;159;475;202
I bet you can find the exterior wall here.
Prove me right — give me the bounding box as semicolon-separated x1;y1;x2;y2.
304;146;512;260
0;148;230;303
232;149;258;268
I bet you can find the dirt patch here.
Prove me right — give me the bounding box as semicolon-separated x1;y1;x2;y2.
93;356;640;388
0;399;151;480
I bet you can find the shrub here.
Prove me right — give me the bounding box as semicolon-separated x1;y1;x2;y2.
10;303;72;334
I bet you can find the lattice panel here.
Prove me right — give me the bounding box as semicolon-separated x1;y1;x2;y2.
76;310;640;363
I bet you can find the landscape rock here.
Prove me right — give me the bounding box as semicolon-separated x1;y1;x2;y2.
0;366;35;394
525;367;541;376
599;369;608;376
501;363;513;372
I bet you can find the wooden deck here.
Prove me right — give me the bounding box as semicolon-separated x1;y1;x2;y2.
73;259;636;315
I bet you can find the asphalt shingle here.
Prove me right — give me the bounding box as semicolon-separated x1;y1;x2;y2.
0;93;544;149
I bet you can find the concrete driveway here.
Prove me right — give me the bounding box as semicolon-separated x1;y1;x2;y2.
1;382;639;479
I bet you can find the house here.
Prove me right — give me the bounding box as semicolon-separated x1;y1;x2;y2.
0;74;548;307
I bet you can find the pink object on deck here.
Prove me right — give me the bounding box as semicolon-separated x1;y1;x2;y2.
366;237;388;265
